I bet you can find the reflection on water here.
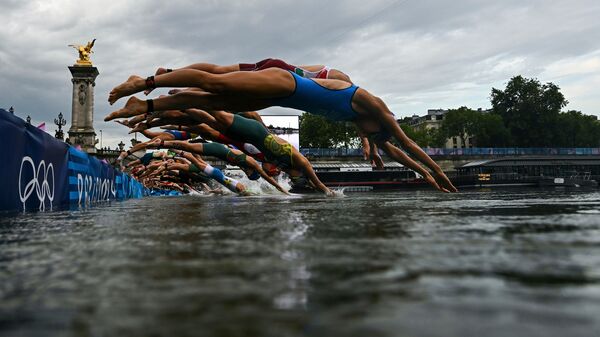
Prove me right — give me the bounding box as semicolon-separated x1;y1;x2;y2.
1;188;600;337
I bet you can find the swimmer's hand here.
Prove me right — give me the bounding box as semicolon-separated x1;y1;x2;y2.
424;172;450;193
146;138;163;149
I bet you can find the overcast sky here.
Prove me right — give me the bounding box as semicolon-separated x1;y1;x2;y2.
1;0;600;148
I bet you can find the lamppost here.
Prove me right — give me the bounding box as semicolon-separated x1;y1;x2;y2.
9;106;14;114
100;129;103;149
118;141;125;151
54;112;67;140
26;115;31;124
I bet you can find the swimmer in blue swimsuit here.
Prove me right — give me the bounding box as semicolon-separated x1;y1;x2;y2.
123;59;381;168
142;59;379;167
143;138;290;195
107;67;457;193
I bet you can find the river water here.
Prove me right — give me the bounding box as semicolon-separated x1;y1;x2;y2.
1;188;600;337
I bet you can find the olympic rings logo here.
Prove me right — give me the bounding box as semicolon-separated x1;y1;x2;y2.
18;156;55;212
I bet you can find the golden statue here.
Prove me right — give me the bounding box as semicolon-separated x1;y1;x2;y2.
68;39;96;66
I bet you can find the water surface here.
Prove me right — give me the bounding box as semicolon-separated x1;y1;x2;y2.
1;188;600;337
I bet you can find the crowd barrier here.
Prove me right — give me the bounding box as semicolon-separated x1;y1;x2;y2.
0;108;147;212
300;147;600;157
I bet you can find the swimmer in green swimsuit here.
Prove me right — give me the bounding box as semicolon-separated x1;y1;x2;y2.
137;152;246;194
143;138;289;195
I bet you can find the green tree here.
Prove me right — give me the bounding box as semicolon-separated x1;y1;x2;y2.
299;113;333;148
491;75;567;147
555;110;600;147
399;124;443;147
439;107;479;145
472;113;511;147
299;113;360;148
329;121;361;148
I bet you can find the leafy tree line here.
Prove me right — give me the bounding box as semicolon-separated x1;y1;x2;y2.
299;75;600;148
490;76;600;147
299;113;361;148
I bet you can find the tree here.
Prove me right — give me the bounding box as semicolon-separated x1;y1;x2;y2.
555;110;600;147
472;113;511;147
299;113;360;148
491;76;567;147
299;113;333;148
439;107;479;146
399;124;443;147
436;107;511;147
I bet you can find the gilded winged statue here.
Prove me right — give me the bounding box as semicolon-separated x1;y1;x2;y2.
68;39;96;65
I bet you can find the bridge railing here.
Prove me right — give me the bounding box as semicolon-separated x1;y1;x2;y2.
300;147;600;157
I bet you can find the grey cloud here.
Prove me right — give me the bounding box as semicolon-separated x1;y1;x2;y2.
1;0;600;148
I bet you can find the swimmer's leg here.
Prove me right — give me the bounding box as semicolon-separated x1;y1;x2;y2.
203;164;245;194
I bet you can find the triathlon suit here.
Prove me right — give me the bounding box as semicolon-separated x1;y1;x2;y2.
226;115;294;169
140;152;162;166
268;71;359;122
215;133;267;162
242;59;387;142
164;130;198;141
201;142;261;180
239;58;330;79
201;142;247;167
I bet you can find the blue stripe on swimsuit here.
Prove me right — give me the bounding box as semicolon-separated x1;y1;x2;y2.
268;71;359;121
165;130;186;140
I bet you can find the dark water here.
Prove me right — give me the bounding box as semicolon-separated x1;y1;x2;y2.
2;188;600;337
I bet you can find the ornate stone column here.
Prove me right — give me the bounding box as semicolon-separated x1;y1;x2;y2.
68;65;99;153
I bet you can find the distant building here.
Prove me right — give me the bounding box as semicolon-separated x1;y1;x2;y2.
402;108;491;148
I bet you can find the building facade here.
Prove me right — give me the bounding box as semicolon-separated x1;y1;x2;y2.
403;108;490;148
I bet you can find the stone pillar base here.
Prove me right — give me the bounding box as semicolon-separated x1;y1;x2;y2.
68;65;99;154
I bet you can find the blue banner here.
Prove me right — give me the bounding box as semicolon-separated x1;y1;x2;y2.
0;108;146;212
0;108;69;211
300;147;600;157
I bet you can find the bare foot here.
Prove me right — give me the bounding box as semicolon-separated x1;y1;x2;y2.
104;96;146;121
114;119;130;127
108;75;145;105
129;122;148;134
144;67;169;95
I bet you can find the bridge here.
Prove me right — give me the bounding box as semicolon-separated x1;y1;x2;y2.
300;147;600;172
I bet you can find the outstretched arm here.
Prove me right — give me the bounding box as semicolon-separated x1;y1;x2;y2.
378;142;449;193
246;157;289;195
146;139;203;155
355;94;457;192
392;130;456;192
292;152;332;196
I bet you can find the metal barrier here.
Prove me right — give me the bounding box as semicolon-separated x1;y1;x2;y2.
300;147;600;157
